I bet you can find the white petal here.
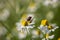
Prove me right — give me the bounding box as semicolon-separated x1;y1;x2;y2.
49;35;54;39
42;38;46;40
51;29;55;32
40;34;43;38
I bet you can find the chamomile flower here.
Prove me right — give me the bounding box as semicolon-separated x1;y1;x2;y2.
0;26;7;36
32;29;40;38
38;19;50;34
16;14;35;30
27;2;37;12
39;19;59;34
46;11;54;21
0;9;10;21
38;19;58;40
18;30;27;39
43;0;51;6
43;0;58;7
16;14;35;36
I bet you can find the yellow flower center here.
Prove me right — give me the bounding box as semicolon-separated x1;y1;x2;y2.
58;38;60;40
41;19;48;26
48;25;53;30
36;30;40;35
46;34;49;39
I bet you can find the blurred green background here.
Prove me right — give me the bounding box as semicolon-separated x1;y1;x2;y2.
0;0;60;40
